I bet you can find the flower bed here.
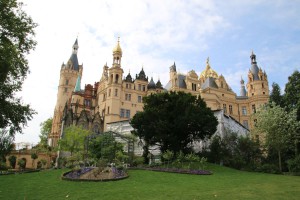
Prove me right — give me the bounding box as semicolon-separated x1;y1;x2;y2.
62;167;129;182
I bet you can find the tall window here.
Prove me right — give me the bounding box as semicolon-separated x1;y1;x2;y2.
115;89;118;96
242;106;247;115
138;84;141;91
229;105;233;114
64;88;68;93
243;120;249;129
126;110;130;118
120;109;125;118
107;106;110;114
125;93;131;101
108;89;111;97
84;99;91;107
192;83;197;91
138;96;142;103
65;79;69;85
142;85;146;91
120;109;130;118
223;104;227;114
252;104;256;113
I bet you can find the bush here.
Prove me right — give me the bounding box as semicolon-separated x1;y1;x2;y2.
37;161;42;169
257;164;280;174
287;155;300;173
18;158;27;169
0;162;7;170
132;156;144;167
8;155;17;169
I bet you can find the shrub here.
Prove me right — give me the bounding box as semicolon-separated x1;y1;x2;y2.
287;155;300;173
258;163;280;174
40;159;47;168
132;156;144;167
8;155;17;169
0;162;7;170
18;158;26;169
37;161;42;169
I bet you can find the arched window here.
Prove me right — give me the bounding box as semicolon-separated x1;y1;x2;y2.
115;74;119;83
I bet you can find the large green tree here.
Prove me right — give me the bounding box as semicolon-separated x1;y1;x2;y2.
130;92;218;156
284;70;300;120
269;82;283;107
0;0;37;135
39;118;52;147
0;129;14;162
58;125;91;156
253;103;300;172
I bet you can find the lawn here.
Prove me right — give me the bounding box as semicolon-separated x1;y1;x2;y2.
0;164;299;200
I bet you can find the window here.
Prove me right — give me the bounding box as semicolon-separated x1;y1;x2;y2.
262;83;264;88
120;109;125;118
223;104;227;114
242;106;247;115
84;99;91;107
252;104;256;113
65;79;69;85
250;84;253;89
115;74;119;83
120;109;130;118
115;89;118;96
138;96;142;103
103;94;106;101
108;89;111;97
243;120;249;129
142;85;146;91
125;93;131;101
126;110;130;118
64;88;68;92
192;83;197;91
229;105;233;114
107;106;110;114
221;82;223;88
138;84;141;91
126;84;129;89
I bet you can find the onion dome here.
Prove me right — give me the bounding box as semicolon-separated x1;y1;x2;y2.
113;37;122;54
148;77;156;89
200;57;218;79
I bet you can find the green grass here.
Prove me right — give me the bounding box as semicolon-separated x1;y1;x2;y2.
1;164;299;200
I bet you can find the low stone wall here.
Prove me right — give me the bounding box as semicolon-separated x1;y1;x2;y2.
5;150;56;169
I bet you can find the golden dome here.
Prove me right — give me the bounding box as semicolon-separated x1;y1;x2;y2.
113;37;122;53
200;57;218;79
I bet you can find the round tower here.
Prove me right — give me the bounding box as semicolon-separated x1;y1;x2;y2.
49;38;83;147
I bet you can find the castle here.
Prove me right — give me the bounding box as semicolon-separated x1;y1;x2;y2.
48;38;269;147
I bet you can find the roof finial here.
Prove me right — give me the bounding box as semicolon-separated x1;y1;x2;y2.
206;57;210;68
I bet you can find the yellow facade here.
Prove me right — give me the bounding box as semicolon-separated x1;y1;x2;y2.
49;39;269;147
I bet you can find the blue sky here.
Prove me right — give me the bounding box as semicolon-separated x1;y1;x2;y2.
16;0;300;145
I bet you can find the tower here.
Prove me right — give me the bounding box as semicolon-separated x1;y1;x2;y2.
246;51;269;97
49;38;83;147
98;38;124;128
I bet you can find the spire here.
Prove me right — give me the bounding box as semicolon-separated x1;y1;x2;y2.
250;51;259;80
148;77;156;89
73;38;79;54
113;37;122;54
170;62;176;72
240;76;247;96
74;75;81;92
112;37;122;67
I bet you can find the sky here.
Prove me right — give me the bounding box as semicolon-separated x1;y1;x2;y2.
15;0;300;145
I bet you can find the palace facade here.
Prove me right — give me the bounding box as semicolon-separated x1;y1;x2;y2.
48;38;269;147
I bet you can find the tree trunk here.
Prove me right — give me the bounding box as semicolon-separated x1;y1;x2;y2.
278;150;282;173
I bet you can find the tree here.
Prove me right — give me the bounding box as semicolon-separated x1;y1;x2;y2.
270;82;283;107
0;129;14;162
0;0;38;136
89;133;124;162
31;152;38;168
39;118;52;147
8;155;16;168
131;92;218;155
253;103;300;172
58;125;91;156
284;70;300;120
